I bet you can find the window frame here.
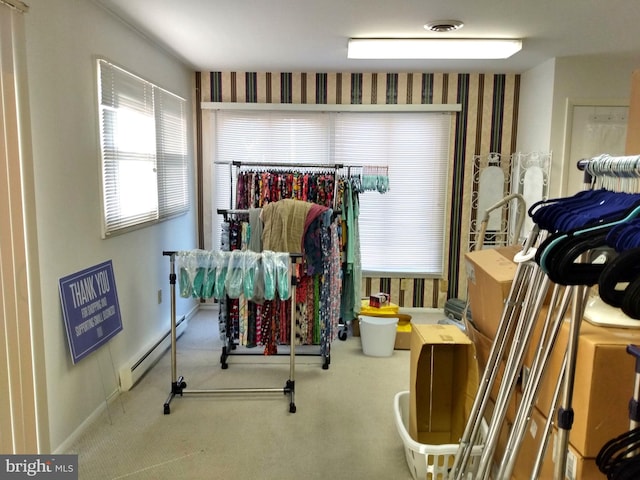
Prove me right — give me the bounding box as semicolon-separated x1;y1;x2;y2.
206;102;459;277
97;58;190;238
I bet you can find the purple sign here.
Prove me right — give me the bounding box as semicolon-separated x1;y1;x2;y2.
59;260;123;364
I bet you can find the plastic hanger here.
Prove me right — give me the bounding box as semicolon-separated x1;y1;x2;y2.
598;248;640;308
536;202;640;278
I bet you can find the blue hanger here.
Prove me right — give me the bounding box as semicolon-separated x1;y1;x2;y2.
536;201;640;275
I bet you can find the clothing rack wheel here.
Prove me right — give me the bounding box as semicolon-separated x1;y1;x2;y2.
337;321;348;341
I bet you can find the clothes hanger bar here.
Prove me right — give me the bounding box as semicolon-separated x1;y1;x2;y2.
578;154;640;176
217;208;250;215
232;160;344;169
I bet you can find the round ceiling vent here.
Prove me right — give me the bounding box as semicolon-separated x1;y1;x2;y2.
424;20;464;33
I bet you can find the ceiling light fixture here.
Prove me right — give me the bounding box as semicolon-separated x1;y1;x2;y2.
347;38;522;60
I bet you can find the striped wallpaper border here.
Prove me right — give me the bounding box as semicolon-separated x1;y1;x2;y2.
198;71;520;308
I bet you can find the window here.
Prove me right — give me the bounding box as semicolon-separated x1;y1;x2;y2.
211;108;452;276
334;112;450;275
97;59;189;236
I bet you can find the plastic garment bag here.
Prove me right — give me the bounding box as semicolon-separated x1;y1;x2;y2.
225;250;244;299
177;249;215;299
242;250;260;300
261;250;277;301
275;252;291;300
177;249;291;302
213;250;229;300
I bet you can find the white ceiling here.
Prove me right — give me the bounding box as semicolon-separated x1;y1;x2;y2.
94;0;640;73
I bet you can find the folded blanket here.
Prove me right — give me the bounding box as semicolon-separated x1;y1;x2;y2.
261;199;313;253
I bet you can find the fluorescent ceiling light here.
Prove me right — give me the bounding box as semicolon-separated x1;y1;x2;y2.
347;38;522;60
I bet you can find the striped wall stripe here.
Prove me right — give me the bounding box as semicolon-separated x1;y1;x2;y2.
447;74;470;299
210;72;222;102
199;71;520;308
351;73;362;104
386;73;398;104
490;75;506;153
316;73;327;104
422;73;433;104
474;74;485;156
245;72;257;102
413;279;425;307
510;75;521;154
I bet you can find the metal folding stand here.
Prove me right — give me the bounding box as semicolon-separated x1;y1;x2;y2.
475;238;552;480
450;227;542;479
495;283;573;479
162;250;300;415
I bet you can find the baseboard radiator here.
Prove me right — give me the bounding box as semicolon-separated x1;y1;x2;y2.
119;312;191;391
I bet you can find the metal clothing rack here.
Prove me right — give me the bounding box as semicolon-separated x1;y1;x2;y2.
217;162;346;359
162;250;301;414
217;208;332;368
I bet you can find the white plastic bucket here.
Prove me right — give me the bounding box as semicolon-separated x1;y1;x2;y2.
359;315;398;357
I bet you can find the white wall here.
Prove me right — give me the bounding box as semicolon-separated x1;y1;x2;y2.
516;57;555;154
549;56;637;196
518;55;638;198
24;0;198;451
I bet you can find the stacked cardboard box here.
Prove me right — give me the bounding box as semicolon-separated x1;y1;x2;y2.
526;319;640;459
464;246;524;424
464;245;522;340
511;405;603;480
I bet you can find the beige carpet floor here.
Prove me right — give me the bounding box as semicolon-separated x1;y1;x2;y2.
66;307;448;480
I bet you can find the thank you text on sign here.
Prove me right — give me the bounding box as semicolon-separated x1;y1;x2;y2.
59;260;123;364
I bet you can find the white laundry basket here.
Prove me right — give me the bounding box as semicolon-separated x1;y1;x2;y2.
359;315;398;357
394;391;487;480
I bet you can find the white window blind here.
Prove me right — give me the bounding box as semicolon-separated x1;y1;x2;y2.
212;109;451;276
98;59;189;236
335;112;450;275
212;110;330;248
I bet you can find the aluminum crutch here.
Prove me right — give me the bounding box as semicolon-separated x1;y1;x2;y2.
531;351;569;479
475;261;551;480
496;283;573;479
552;284;590;478
449;230;539;479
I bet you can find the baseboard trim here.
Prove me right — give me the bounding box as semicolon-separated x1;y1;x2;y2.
118;304;198;391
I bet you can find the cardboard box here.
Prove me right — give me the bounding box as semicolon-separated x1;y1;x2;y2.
394;319;412;350
466;319;518;423
541;442;602;480
465;245;522;340
369;293;389;308
532;319;640;458
512;406;603;480
409;324;478;444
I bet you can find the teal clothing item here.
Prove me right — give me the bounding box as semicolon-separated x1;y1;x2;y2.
340;182;361;322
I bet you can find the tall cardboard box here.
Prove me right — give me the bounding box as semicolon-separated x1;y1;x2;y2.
533;319;640;458
512;405;603;480
465;246;521;340
409;324;479;444
466;319;519;423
